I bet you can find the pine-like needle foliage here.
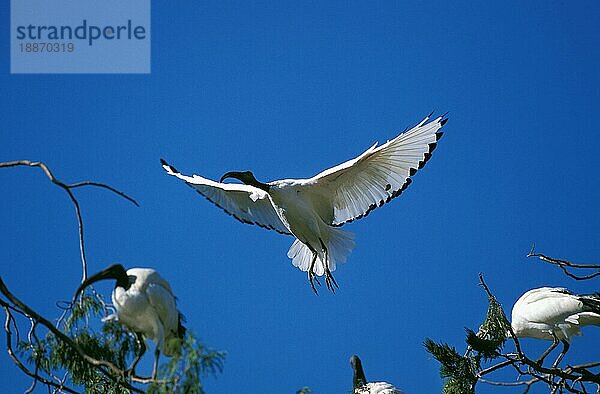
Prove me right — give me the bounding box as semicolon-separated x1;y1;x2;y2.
425;285;510;393
148;334;226;394
424;339;477;394
467;292;510;360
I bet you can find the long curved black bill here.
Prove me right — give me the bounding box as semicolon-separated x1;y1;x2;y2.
73;264;127;302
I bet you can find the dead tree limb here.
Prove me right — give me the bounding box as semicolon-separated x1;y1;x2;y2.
527;244;600;281
0;160;138;282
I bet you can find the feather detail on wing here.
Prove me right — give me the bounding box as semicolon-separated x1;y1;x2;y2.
145;283;184;355
521;287;572;304
161;159;292;235
304;114;446;226
146;283;179;335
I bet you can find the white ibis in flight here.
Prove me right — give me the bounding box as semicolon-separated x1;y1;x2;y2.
350;355;404;394
511;287;600;366
161;114;446;293
74;264;186;379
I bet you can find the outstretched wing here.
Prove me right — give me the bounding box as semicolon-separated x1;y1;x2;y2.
304;114;446;226
161;159;292;235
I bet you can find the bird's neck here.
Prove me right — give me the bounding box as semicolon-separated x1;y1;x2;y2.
353;367;367;389
248;179;270;192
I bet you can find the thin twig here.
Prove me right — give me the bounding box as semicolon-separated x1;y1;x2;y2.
0;160;139;282
478;359;513;376
478;376;538;387
67;181;139;207
2;304;79;394
568;361;600;370
527;245;600;280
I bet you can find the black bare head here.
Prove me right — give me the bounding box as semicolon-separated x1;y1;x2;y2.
219;171;270;192
350;354;367;389
73;264;130;301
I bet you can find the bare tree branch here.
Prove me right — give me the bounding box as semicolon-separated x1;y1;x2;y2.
477;376;539;388
2;301;78;394
0;160;139;282
527;244;600;281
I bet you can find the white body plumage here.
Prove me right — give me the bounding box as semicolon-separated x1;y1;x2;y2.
511;287;600;341
75;264;186;378
107;268;183;356
355;382;404;394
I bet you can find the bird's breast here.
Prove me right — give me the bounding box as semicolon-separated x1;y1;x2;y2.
269;187;321;235
112;288;157;338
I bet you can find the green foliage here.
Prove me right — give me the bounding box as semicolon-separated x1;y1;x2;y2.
18;294;136;393
425;286;510;393
148;334;226;394
424;339;476;394
296;387;312;394
16;292;225;393
465;329;500;361
470;292;510;360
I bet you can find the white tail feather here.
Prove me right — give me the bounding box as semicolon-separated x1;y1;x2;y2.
287;227;355;276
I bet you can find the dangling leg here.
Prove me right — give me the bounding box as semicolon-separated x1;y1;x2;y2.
128;332;146;376
152;347;160;380
307;250;321;295
536;333;559;365
551;339;570;368
320;239;339;293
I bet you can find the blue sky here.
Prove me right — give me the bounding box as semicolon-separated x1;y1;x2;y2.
1;1;599;393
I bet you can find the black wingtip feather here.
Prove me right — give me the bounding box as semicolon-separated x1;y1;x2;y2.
418;153;433;169
333;114;445;227
161;158;179;173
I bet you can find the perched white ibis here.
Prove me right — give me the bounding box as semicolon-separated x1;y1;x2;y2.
350;355;404;394
74;264;186;378
162;114;446;293
511;287;600;366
